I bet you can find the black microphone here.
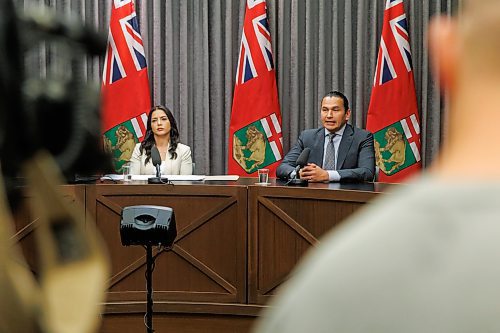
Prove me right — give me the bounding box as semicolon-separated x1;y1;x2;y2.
148;146;169;184
287;147;311;186
151;146;162;177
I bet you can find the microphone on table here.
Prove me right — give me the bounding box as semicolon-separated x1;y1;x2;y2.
148;146;169;184
287;148;311;186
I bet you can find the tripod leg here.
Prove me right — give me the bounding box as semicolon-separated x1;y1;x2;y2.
146;245;153;333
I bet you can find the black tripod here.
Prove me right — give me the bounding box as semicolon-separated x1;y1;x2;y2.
145;245;154;333
120;205;177;333
144;244;172;333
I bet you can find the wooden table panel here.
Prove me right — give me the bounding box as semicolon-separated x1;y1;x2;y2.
248;181;386;304
86;183;248;305
5;179;391;333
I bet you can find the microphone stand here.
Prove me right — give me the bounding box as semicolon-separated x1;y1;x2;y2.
287;166;308;186
148;165;169;184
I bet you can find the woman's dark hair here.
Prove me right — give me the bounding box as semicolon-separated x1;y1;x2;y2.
140;105;180;164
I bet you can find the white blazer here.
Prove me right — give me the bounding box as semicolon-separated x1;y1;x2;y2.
129;143;193;175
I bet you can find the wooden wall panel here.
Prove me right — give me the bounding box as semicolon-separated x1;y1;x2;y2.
248;183;382;304
86;183;248;305
100;312;256;333
5;180;389;333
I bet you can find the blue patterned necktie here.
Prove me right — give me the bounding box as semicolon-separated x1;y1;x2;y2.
323;133;336;170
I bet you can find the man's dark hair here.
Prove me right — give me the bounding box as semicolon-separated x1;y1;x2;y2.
322;91;349;111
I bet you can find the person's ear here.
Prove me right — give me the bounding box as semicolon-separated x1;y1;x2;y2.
428;16;458;93
345;108;351;120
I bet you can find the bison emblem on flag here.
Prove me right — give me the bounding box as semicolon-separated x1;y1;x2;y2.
373;114;421;176
232;113;282;174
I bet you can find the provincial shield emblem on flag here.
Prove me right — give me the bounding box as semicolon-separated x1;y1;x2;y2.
373;114;421;176
232;113;282;174
103;113;147;172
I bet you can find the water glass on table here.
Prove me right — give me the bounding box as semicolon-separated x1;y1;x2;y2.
257;168;269;185
122;163;132;182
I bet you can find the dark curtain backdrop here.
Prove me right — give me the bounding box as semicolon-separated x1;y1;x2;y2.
18;0;461;175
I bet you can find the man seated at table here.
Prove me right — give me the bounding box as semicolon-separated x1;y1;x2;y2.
277;91;375;183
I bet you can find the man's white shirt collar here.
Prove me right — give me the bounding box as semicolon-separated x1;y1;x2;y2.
324;123;347;137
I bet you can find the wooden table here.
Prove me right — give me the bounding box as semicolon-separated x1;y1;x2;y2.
11;179;392;333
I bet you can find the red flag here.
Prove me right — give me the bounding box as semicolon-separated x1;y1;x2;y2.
228;0;283;177
101;0;151;172
367;0;422;183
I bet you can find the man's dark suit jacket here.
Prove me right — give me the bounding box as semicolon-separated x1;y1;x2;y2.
276;124;375;182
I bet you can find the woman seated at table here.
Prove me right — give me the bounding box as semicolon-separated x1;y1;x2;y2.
129;105;193;175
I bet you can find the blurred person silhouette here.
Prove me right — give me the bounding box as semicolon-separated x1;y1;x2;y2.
254;1;500;332
129;105;193;175
0;2;109;333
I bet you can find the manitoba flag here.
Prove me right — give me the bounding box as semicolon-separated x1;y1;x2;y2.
228;0;283;177
101;0;151;172
367;0;421;183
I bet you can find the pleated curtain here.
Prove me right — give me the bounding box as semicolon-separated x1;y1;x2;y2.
19;0;461;176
